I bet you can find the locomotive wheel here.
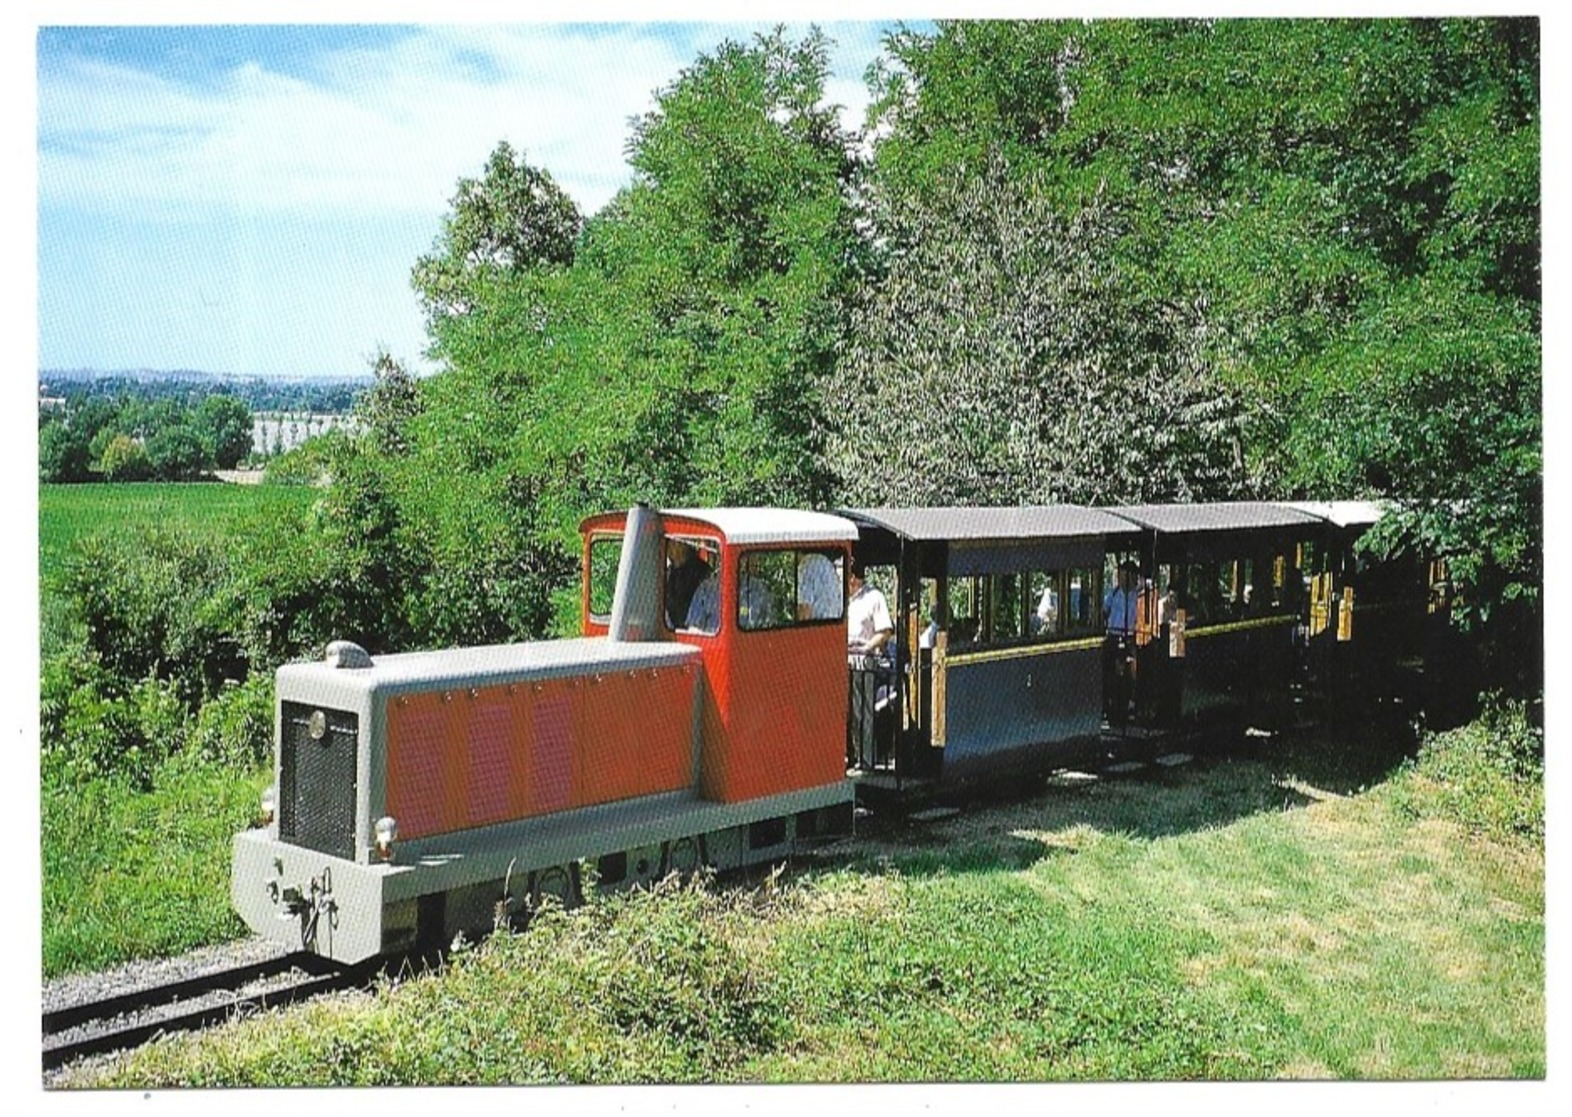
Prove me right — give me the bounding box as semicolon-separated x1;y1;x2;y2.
531;864;581;908
662;835;705;877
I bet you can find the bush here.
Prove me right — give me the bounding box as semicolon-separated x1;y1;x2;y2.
99;434;153;481
186;675;274;770
41;659;188;790
1388;700;1543;843
61;526;243;705
263;432;344;485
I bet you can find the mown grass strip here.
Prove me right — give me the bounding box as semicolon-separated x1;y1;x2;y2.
59;742;1543;1086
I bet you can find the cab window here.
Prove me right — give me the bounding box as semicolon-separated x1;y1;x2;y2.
664;534;722;635
737;548;845;632
587;534;623;622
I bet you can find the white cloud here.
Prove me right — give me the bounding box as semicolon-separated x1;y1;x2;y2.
39;22;887;224
34;19;904;377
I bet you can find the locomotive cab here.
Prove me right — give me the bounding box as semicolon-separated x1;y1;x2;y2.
580;507;858;803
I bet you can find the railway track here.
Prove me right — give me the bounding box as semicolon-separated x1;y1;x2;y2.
43;951;382;1072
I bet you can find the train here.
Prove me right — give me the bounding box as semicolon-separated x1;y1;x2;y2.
233;500;1436;963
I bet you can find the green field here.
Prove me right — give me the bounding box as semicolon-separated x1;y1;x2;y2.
39;482;318;588
39;481;319;655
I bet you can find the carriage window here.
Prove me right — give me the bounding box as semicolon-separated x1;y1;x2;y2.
991;573;1024;641
944;572;1088;646
588;535;623;621
919;577;941;648
1184;560;1239;626
665;534;721;634
1029;571;1060;637
1065;568;1098;634
1240;558;1257;612
736;548;845;632
948;577;982;645
1268;552;1306;611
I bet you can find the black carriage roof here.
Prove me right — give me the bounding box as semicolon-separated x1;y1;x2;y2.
840;505;1137;542
1104;502;1326;534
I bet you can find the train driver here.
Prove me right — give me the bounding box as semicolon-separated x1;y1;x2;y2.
665;538;713;629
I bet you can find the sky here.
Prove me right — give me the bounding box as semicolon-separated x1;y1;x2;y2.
34;14;905;380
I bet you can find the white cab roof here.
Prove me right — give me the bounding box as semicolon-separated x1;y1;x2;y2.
663;508;859;545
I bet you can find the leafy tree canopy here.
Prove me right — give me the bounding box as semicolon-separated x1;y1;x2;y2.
827;156;1245;507
195;394;254;470
412;141;583;325
860;17;1538;687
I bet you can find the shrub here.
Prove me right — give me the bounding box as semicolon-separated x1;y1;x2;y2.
99;434;152;481
186;675;274;770
263;432;344;485
41;662;188;790
1388;699;1543;843
61;526;242;705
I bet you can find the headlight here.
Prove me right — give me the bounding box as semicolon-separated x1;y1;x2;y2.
374;816;398;859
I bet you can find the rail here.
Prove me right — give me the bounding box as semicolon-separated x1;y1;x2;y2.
43;951;376;1072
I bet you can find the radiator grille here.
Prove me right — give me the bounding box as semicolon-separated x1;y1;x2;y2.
279;701;359;860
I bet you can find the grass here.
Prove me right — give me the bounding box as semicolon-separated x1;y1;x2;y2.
58;722;1544;1086
39;481;317;586
38;481;318;655
42;760;272;977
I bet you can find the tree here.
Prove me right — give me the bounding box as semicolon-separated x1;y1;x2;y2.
99;434;152;482
827;158;1245;507
570;25;863;507
39;421;92;483
145;424;212;481
412;141;583;324
196;394;254;469
355;351;423;457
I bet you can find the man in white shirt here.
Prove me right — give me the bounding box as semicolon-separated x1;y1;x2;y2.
846;559;895;767
847;561;894;658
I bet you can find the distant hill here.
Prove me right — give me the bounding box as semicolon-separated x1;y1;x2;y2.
39;368;373;415
40;368;372;386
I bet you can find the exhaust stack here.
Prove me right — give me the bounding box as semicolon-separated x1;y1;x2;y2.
608;504;664;642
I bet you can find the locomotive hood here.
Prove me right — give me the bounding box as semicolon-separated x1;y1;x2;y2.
276;637;701;709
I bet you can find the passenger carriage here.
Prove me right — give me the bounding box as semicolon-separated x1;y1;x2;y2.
838;505;1142;788
836;501;1408;794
